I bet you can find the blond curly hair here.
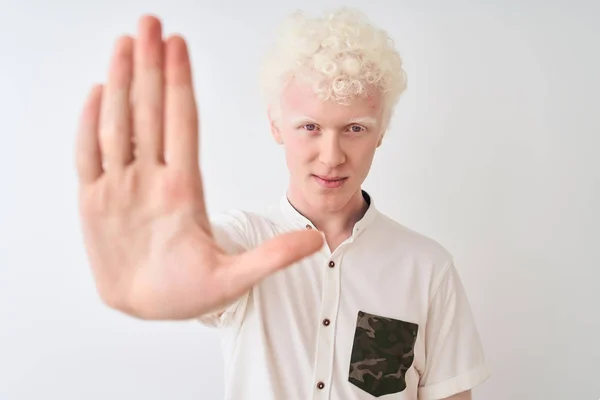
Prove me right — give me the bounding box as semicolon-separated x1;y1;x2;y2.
260;7;407;131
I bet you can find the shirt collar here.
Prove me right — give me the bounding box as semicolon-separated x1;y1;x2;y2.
279;189;379;237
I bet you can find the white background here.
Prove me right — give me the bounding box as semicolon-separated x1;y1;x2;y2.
0;0;598;399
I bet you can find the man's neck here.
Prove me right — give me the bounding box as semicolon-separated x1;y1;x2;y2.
287;188;369;250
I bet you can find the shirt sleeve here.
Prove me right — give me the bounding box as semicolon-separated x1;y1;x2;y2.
418;260;491;399
195;210;252;328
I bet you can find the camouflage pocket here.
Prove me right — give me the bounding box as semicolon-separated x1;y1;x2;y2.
348;311;418;397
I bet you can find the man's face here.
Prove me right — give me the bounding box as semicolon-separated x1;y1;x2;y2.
270;79;385;212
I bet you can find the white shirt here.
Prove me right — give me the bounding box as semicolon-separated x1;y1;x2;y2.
199;191;490;400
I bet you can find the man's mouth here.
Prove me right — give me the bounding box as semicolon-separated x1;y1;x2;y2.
314;175;346;181
312;175;348;188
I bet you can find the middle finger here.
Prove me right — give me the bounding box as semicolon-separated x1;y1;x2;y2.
131;15;165;164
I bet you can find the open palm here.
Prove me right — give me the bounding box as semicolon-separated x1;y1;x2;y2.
75;15;323;320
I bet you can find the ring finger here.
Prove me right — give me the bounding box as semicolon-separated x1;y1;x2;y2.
99;35;134;169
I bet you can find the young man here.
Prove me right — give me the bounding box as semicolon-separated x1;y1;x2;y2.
75;8;490;400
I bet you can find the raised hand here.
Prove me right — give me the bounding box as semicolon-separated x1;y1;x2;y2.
75;15;324;320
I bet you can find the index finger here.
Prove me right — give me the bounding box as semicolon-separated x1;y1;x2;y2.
163;35;199;170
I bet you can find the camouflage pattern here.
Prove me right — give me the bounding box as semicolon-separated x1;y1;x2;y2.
348;311;418;397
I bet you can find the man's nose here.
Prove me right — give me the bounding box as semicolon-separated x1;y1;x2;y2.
318;133;346;168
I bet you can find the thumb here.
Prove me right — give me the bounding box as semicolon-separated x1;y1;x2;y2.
217;229;325;296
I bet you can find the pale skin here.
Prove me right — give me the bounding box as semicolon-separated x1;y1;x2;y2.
75;14;471;400
269;79;384;250
266;49;473;400
75;16;324;321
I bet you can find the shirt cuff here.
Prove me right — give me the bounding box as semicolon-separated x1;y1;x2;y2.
418;364;491;399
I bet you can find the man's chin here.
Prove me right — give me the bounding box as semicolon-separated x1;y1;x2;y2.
309;186;355;209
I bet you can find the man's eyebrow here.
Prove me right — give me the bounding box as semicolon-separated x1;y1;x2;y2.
289;116;379;126
347;117;378;126
289;116;317;125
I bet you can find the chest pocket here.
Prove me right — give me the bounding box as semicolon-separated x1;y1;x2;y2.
348;311;418;397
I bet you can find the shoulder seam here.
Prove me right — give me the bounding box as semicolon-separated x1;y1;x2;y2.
427;257;455;311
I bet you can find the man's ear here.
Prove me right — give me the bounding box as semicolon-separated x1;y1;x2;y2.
376;132;384;148
268;108;283;145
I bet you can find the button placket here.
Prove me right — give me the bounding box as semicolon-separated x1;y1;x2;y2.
312;254;342;399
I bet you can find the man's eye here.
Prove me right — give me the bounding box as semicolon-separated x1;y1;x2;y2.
304;124;317;131
350;125;364;132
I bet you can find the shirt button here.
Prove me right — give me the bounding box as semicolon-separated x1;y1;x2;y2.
317;381;325;390
323;318;330;326
328;261;335;268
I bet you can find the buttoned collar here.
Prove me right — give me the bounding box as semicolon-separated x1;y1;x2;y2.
279;189;379;237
